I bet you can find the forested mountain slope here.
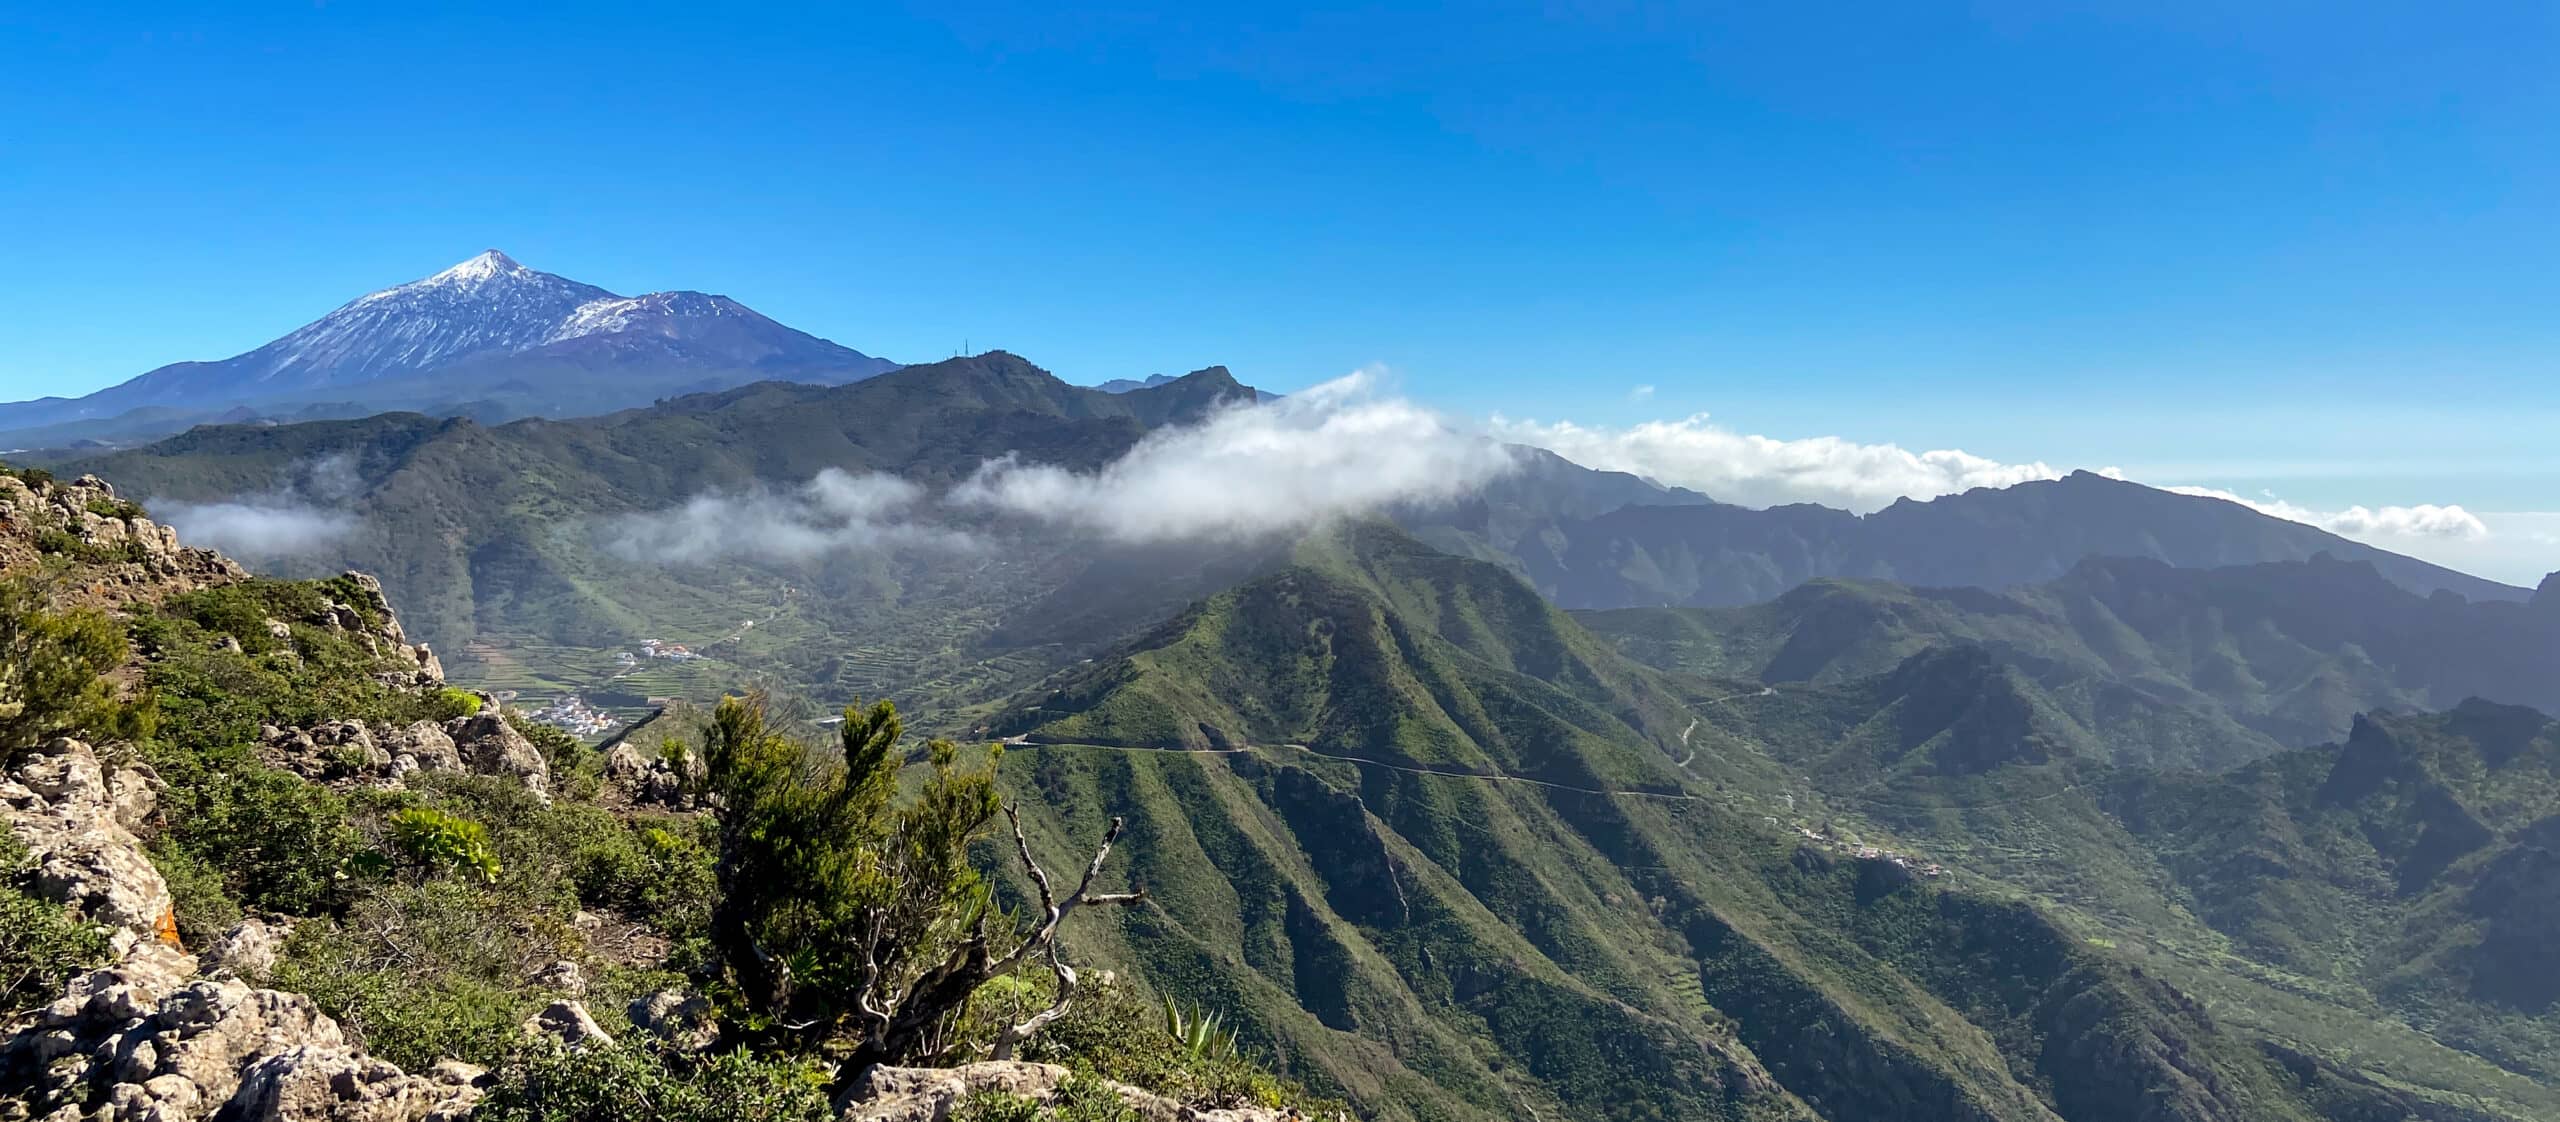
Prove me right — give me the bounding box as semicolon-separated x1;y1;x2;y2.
1581;554;2560;757
987;521;2536;1122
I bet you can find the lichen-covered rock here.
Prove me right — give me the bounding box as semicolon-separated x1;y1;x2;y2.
0;472;245;609
522;999;612;1050
528;959;586;998
3;739;177;955
258;722;391;785
838;1062;1322;1122
446;713;550;801
840;1062;1071;1122
625;987;719;1053
379;721;461;775
1;944;492;1122
222;1044;485;1121
600;741;695;809
203;917;295;982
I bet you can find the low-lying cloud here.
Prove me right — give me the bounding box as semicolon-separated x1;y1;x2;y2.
1489;413;2065;512
155;454;362;561
951;370;1519;542
602;468;974;564
608;371;1520;562
1476;411;2523;577
2162;486;2490;541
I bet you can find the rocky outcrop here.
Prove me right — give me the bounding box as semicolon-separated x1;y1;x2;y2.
2;740;484;1120
379;723;460;776
0;473;245;610
4;955;484;1121
3;739;175;956
255;708;551;799
599;742;696;809
625;988;718;1053
224;1049;485;1122
201;918;294;983
840;1063;1073;1122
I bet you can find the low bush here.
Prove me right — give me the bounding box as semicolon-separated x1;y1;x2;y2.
150;760;361;916
389;806;502;884
0;577;138;755
269;879;575;1070
474;1042;834;1122
1;834;113;1014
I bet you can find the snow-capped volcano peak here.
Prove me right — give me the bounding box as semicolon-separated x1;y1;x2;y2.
0;249;897;431
358;249;543;305
426;249;529;284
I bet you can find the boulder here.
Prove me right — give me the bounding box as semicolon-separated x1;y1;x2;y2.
523;999;613;1049
203;917;295;981
529;959;587;998
841;1062;1070;1122
447;713;551;801
380;720;462;774
222;1044;484;1121
601;742;694;808
626;987;719;1052
838;1062;1319;1122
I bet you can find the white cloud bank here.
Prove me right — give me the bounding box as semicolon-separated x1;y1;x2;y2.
603;469;974;563
1479;411;2549;581
1488;413;2066;512
610;370;1516;561
952;370;1519;542
155;454;361;561
2162;486;2490;541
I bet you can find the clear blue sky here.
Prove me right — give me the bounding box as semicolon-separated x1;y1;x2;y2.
5;2;2557;516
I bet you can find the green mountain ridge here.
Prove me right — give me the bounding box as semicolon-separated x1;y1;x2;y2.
989;521;2541;1121
1581;553;2560;761
1448;469;2524;610
47;353;2527;741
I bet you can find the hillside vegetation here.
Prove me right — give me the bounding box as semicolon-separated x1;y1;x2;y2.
1581;553;2560;760
0;466;1338;1121
989;520;2554;1121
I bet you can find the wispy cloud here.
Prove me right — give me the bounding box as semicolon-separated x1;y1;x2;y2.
950;369;1519;543
155;454;362;560
601;468;976;564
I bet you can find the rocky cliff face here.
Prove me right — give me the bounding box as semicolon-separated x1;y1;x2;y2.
0;473;244;612
0;471;528;1121
1;739;489;1121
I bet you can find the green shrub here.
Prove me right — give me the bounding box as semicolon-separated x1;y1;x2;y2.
702;693;1011;1063
390;806;503;884
475;1043;834;1122
433;687;484;720
1;834;113;1012
953;1074;1144;1122
270;879;570;1069
1007;977;1315;1113
150;761;361;915
150;840;246;946
1160;996;1240;1062
0;577;140;754
84;495;144;521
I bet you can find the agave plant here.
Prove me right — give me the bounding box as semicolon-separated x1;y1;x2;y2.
1160;993;1241;1062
